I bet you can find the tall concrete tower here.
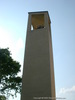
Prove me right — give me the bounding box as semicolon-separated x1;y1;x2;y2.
21;11;56;100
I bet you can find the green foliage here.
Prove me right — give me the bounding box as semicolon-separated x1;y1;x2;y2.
0;95;6;100
0;48;22;97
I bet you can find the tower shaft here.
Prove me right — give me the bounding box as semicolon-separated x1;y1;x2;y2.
21;11;55;100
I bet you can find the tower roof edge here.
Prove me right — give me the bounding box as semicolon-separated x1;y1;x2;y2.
28;11;48;14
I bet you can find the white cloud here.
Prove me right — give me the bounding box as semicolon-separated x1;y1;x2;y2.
59;85;75;94
16;38;23;50
0;27;13;48
0;27;24;65
11;38;24;60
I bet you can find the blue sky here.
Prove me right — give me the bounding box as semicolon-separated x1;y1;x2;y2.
0;0;75;100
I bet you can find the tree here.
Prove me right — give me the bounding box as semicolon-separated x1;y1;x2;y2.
0;95;6;100
0;48;22;97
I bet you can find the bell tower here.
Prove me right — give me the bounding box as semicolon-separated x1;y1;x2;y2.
21;11;56;100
